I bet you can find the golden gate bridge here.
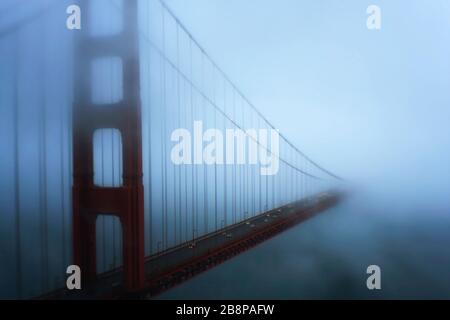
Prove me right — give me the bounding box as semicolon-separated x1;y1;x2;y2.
0;0;344;299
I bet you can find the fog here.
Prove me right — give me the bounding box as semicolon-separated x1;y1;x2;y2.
164;0;450;209
0;0;449;299
157;0;450;298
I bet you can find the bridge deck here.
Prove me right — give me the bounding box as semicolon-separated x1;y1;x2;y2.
40;191;342;300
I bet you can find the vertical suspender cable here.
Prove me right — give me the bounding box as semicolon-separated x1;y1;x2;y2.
13;32;23;299
60;39;67;275
176;24;182;244
213;68;218;231
159;7;164;250
101;129;105;269
203;55;209;235
146;1;153;254
265;121;268;211
223;80;227;227
232;89;236;224
189;39;196;241
163;9;169;250
39;22;49;291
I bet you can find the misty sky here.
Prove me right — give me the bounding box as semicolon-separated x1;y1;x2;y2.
154;1;450;299
164;0;450;208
